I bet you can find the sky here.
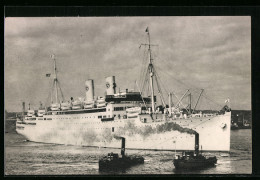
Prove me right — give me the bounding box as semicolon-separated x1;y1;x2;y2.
4;16;251;112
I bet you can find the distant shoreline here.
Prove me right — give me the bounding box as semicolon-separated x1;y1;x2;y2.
5;119;17;121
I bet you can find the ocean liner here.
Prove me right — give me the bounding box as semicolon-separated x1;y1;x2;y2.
16;28;231;152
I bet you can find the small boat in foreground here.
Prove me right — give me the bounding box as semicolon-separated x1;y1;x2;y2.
99;137;144;171
173;133;217;169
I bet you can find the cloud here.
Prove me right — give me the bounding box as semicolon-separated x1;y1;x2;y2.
4;16;251;111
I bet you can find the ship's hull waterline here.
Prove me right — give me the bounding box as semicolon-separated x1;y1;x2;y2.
16;111;231;152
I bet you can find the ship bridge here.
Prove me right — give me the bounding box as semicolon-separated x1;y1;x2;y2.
105;91;156;104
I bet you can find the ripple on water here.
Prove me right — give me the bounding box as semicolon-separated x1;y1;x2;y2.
5;130;252;175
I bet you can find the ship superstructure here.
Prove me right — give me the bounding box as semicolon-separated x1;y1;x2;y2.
16;28;231;152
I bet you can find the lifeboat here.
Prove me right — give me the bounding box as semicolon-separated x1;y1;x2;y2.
37;110;46;116
27;110;35;116
61;102;71;110
72;100;82;110
97;102;106;108
72;100;82;106
126;107;141;114
84;104;95;109
83;100;95;109
72;106;81;110
127;113;139;118
126;107;141;118
51;103;60;111
96;97;106;107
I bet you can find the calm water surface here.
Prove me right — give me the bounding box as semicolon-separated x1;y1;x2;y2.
5;129;252;175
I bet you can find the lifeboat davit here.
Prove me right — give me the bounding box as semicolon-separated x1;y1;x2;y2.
126;107;141;118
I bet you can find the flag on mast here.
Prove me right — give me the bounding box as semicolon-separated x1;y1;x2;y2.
145;27;149;33
50;54;55;59
225;98;230;103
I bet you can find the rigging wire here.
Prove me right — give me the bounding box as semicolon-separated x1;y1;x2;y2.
172;91;190;112
154;71;166;107
57;80;65;102
135;81;147;108
137;31;223;110
153;65;170;103
154;65;223;109
141;67;150;95
50;79;55;103
45;78;54;107
140;48;149;83
138;47;149;90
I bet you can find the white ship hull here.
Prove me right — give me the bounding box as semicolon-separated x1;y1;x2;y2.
16;111;231;152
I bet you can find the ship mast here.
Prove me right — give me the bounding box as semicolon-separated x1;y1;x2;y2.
140;27;161;113
47;54;65;106
146;27;155;113
52;54;58;104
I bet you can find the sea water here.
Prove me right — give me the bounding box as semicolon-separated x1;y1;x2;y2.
4;124;252;175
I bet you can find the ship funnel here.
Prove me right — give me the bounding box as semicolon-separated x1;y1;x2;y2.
105;76;116;95
121;137;126;157
195;133;199;155
85;79;94;101
22;102;25;120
